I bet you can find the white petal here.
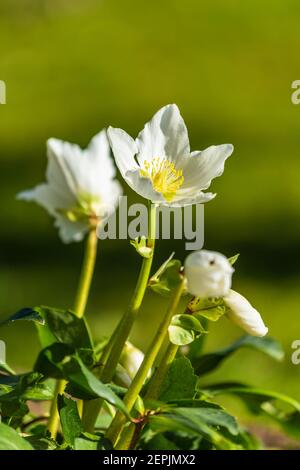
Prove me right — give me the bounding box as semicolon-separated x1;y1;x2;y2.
47;138;83;198
182;144;233;191
224;290;268;337
17;183;73;216
17;184;88;243
168;190;216;207
107;127;139;178
54;214;88;243
124;169;166;203
135;104;190;165
85;130;116;180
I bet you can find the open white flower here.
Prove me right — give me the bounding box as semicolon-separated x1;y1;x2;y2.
224;290;268;337
107;104;233;206
185;250;234;298
17;130;122;243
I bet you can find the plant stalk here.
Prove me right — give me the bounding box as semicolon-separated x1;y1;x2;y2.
105;277;185;447
82;203;157;432
47;228;98;437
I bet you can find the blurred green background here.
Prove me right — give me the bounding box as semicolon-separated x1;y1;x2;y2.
0;0;299;421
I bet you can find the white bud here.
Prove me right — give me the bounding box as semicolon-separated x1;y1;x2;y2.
224;290;268;337
120;342;145;379
185;250;234;298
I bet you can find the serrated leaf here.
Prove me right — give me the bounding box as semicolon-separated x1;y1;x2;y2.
57;394;83;446
159;357;197;402
0;422;33;450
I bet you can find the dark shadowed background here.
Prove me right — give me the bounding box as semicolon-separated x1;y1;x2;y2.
0;0;299;423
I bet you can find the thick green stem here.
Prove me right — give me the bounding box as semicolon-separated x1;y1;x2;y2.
47;228;98;437
82;203;156;432
105;277;185;447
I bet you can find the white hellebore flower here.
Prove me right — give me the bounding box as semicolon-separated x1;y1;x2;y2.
224;290;268;337
185;250;234;298
17;131;122;243
107;104;233;206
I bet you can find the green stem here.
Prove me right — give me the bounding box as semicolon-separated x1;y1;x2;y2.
105;277;185;447
47;228;98;437
82;203;157;432
145;342;179;401
73;228;98;318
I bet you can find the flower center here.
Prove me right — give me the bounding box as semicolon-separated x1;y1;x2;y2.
140;157;184;202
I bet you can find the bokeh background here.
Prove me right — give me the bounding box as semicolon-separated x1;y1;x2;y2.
0;0;300;430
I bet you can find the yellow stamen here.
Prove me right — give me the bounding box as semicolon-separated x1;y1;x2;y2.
140;157;184;202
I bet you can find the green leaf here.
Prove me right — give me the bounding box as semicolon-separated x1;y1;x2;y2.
149;259;182;297
175;407;239;436
168;314;206;346
0;400;29;427
0;422;33;450
204;382;300;413
168;326;195;346
25;435;57;450
276;411;300;439
187;297;225;314
0;372;53;402
159;357;197;402
35;343;73;379
57;394;83;446
148;407;240;450
74;433;111;450
192;335;284;375
63;356;130;418
194;306;226;322
36;306;93;350
149;252;175;283
0;307;45;327
74;436;99;450
228;253;240;265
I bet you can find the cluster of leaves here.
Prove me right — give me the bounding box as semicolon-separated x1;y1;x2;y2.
0;254;299;450
0;300;299;451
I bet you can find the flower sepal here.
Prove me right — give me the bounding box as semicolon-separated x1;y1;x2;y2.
130;236;153;258
187;296;227;322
